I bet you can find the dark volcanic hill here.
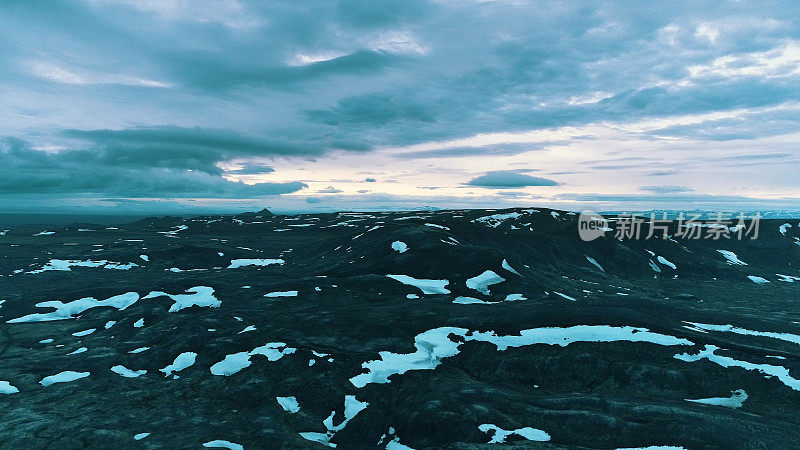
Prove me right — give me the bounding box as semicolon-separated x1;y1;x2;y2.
0;208;799;449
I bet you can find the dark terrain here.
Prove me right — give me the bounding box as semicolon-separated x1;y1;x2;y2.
0;208;798;449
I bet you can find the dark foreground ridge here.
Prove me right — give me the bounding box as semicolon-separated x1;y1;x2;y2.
0;208;799;449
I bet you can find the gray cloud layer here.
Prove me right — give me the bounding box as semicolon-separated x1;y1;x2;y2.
0;137;305;197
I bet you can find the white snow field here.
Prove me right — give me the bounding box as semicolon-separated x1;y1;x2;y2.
7;292;140;323
351;325;693;388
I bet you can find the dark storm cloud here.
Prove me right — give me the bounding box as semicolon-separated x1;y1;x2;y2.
0;137;305;197
467;171;559;189
61;126;337;175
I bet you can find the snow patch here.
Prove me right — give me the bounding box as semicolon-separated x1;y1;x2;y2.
227;258;284;269
656;256;676;269
466;270;505;295
264;290;298;298
210;343;296;376
299;395;368;448
473;212;521;227
553;292;576;301
40;371;90;386
586;256;604;272
717;250;747;265
675;345;800;391
478;424;550;443
27;259;138;274
111;365;147;378
277;396;300;413
386;275;450;294
684;322;800;346
453;296;488;304
72;328;95;337
203;440;244;450
501;259;521;275
143;286;220;312
7;292;140;323
159;352;197;376
685;389;747;408
391;241;408;253
0;381;19;394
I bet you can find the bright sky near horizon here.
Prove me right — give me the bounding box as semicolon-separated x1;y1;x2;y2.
1;1;799;214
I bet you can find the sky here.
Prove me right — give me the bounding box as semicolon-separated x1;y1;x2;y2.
2;0;799;214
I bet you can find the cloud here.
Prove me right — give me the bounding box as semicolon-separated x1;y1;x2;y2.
54;126;366;177
0;137;305;197
26;61;172;88
318;186;343;193
392;142;560;159
224;163;275;175
2;1;800;211
466;171;559;189
305;93;437;126
646;170;680;177
687;41;800;80
640;185;693;194
88;0;262;29
647;106;800;141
